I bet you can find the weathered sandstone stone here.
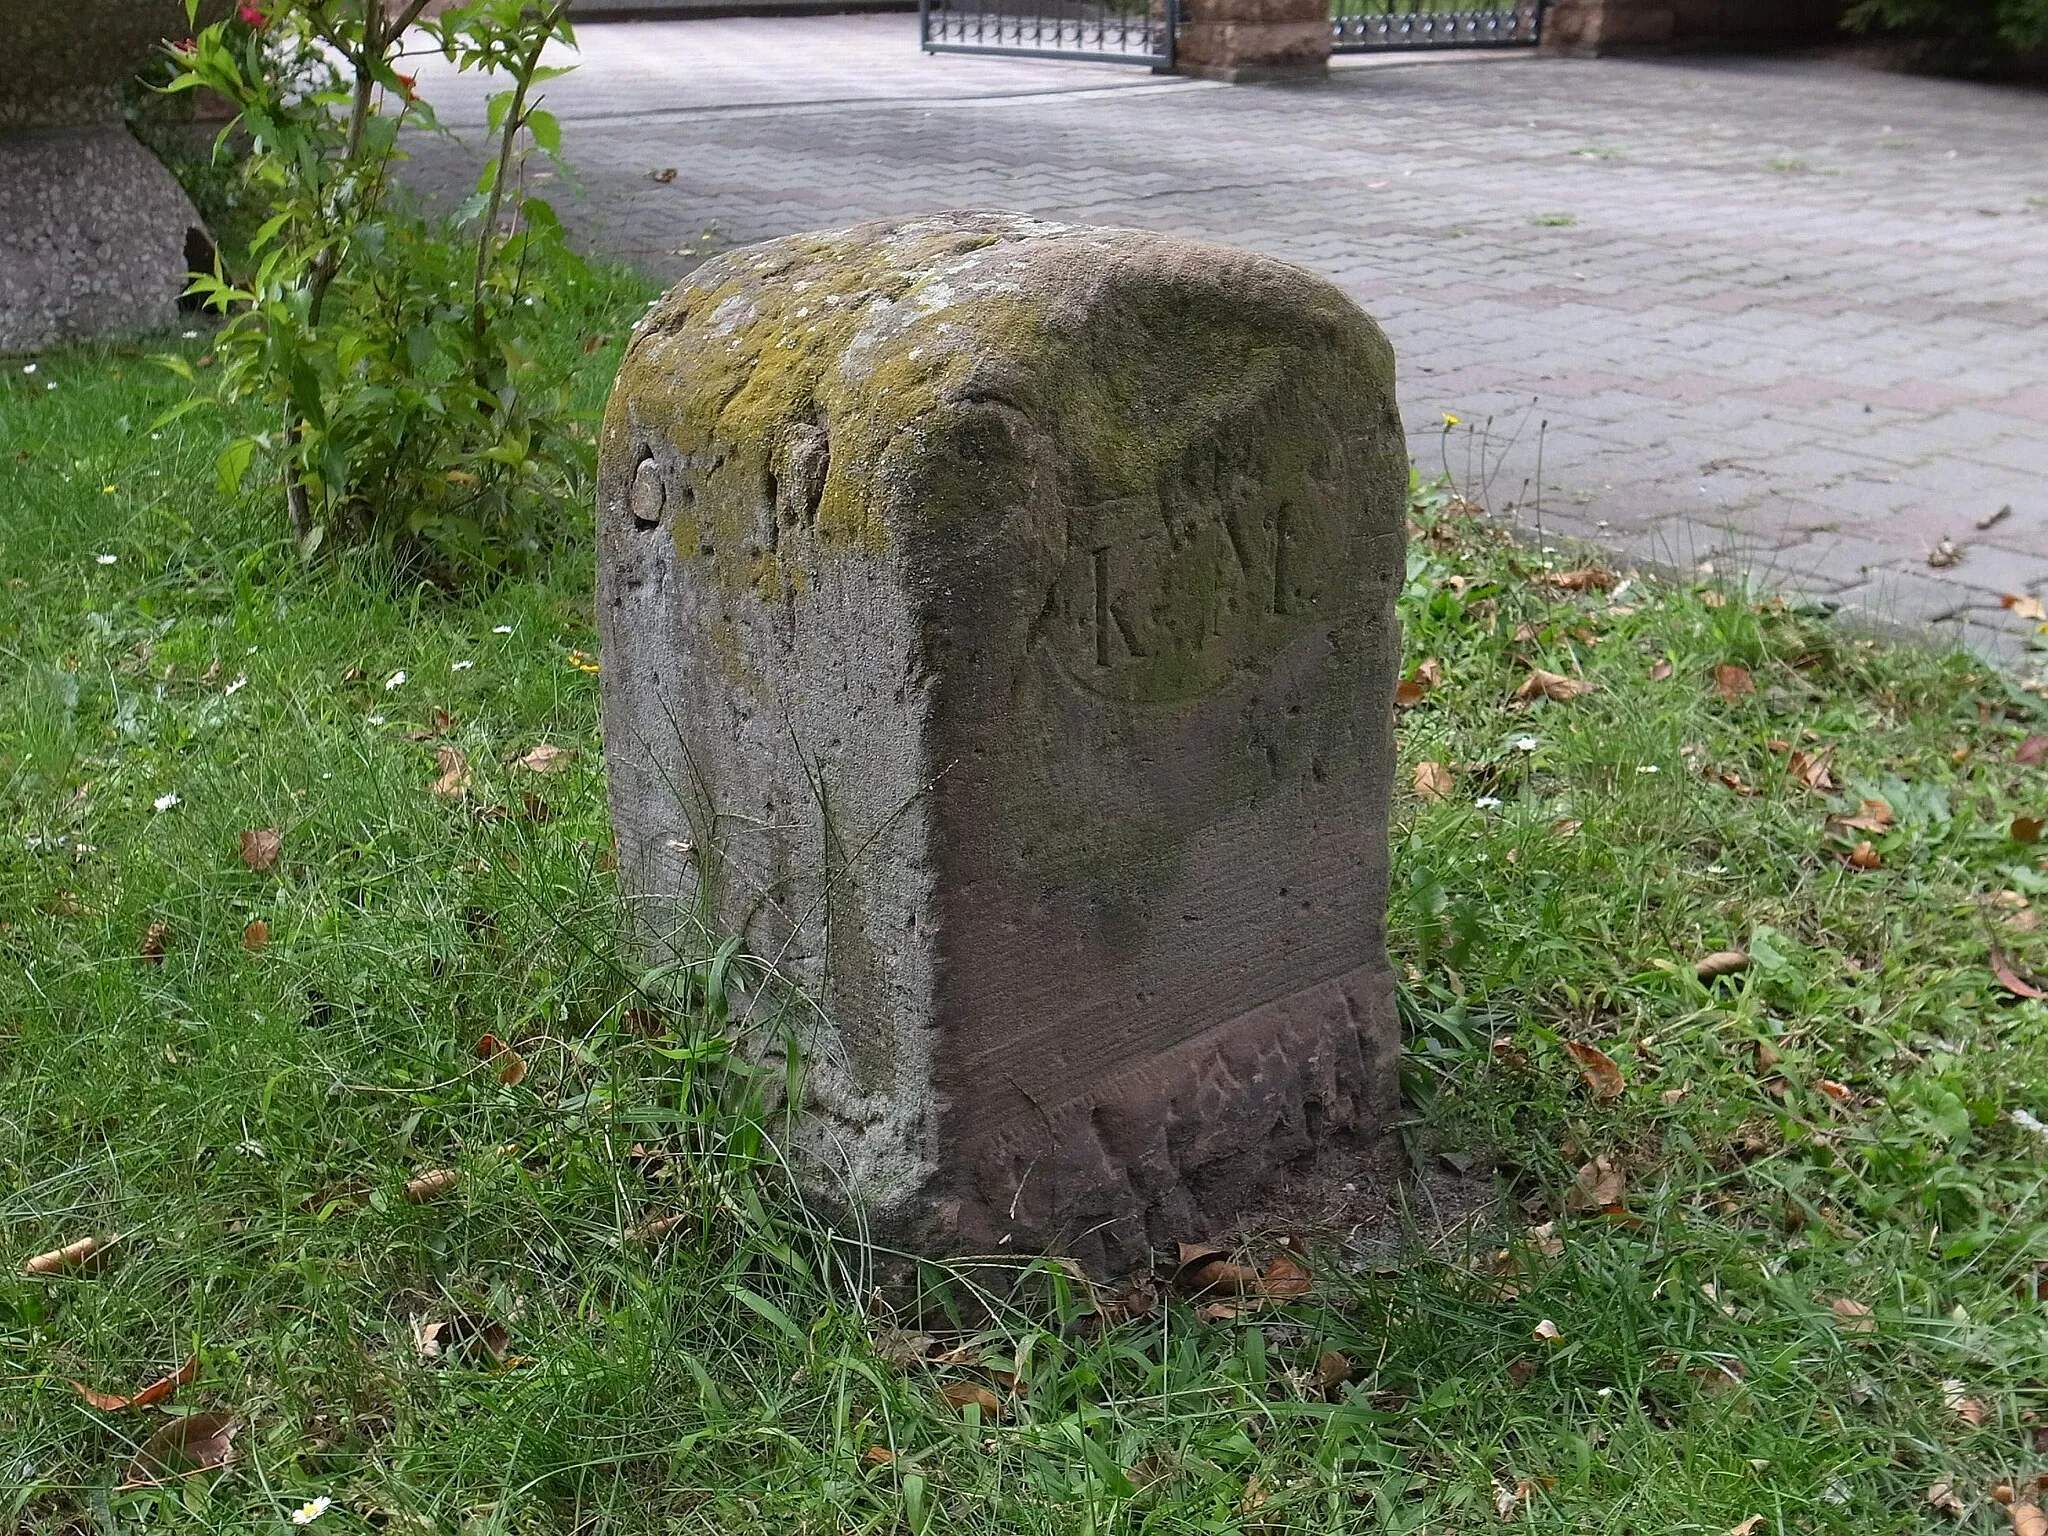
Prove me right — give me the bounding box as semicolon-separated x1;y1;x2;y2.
596;212;1405;1272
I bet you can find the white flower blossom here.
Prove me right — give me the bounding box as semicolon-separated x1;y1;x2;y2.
153;793;181;813
291;1496;333;1525
1475;795;1503;809
385;670;407;690
95;554;117;565
1512;735;1538;753
451;659;473;672
1636;765;1660;774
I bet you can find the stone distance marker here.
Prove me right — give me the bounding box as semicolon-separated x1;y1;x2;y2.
597;213;1406;1273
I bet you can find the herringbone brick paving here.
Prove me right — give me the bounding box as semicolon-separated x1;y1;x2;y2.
410;16;2048;658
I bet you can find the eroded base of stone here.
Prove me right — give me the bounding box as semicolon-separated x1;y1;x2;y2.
933;960;1400;1274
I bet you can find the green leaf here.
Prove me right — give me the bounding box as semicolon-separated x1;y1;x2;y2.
525;109;561;157
724;1285;809;1351
216;437;258;497
147;396;215;433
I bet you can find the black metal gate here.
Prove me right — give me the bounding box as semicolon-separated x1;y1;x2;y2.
1332;1;1543;52
917;0;1541;66
918;0;1178;67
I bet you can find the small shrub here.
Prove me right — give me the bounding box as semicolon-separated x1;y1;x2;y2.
161;0;590;585
1844;0;2048;73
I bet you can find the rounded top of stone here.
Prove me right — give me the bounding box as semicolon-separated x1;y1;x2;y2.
607;211;1389;555
2;2;225;130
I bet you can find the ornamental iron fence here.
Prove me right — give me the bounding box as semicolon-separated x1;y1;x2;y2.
1331;2;1543;52
918;0;1177;66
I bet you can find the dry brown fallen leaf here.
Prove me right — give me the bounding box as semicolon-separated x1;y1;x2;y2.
1394;678;1427;708
1526;1222;1565;1259
1695;949;1750;981
1533;1318;1562;1341
238;827;281;874
1648;658;1674;682
2014;1503;2048;1536
1991;943;2048;1000
1550;817;1582;838
1515;668;1596;703
1713;664;1755;701
1312;1350;1353;1391
1846;840;1882;870
241;919;269;952
403;1168;459;1203
1562;1041;1625;1102
2021;735;2048;767
940;1380;1004;1418
2015;815;2047;845
1827;798;1894;837
430;745;471;800
1728;1517;1766;1536
625;1211;691;1247
1414;760;1454;802
1537;567;1617;593
476;1033;529;1087
1260;1253;1314;1300
1565;1154;1626;1213
121;1410;239;1488
23;1234;116;1278
1943;1379;1989;1426
2004;593;2048;622
1927;1481;1968;1516
140;920;171;966
1830;1298;1875;1334
1789;747;1836;792
73;1355;197;1412
516;743;574;774
1693;1358;1746;1395
415;1313;509;1367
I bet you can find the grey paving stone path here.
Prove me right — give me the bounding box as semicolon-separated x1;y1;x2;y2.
410;16;2048;660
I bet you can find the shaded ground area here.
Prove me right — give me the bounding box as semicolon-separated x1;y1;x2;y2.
411;16;2048;658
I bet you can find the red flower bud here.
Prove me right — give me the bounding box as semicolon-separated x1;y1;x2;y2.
239;4;266;24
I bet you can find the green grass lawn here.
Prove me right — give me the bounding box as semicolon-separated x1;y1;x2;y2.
5;296;2048;1534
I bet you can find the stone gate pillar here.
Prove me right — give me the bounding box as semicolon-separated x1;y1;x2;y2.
1;5;219;350
595;213;1406;1273
1176;0;1332;82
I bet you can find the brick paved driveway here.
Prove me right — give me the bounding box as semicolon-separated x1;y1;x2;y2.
412;17;2048;657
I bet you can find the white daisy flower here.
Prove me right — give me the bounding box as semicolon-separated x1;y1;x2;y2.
153;793;181;812
290;1496;333;1525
